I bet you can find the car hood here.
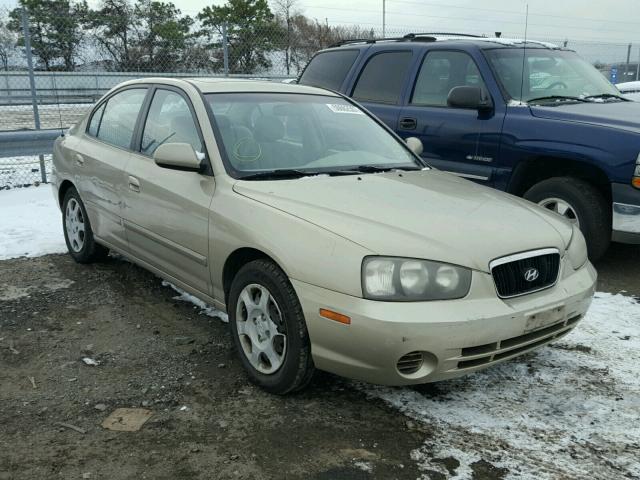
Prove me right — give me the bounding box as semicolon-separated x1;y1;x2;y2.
233;170;573;273
529;101;640;134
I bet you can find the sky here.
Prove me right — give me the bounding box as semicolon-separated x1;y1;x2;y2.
1;0;639;58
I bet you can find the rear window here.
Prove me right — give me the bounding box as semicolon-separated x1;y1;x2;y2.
298;50;359;90
352;51;412;104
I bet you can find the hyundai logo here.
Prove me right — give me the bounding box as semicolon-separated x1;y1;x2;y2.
523;268;540;282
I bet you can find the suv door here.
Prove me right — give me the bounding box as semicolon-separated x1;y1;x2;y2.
123;86;215;296
78;87;148;250
350;50;413;130
398;49;505;185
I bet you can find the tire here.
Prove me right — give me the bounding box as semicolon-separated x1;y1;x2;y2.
523;177;610;261
228;259;314;394
62;187;109;263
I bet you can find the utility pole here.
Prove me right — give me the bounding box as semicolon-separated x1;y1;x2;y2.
625;43;632;80
382;0;386;38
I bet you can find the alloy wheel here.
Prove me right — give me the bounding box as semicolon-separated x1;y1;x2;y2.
65;198;85;252
235;283;287;374
539;197;580;228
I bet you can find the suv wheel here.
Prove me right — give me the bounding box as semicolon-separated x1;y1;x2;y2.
62;187;109;263
524;177;610;261
228;259;314;394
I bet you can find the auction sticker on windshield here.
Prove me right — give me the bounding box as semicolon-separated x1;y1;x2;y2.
326;104;364;114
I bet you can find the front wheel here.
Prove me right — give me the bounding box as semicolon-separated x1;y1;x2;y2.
62;187;109;263
524;177;610;261
228;259;314;394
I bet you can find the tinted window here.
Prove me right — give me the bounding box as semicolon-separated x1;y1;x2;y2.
88;103;105;137
97;88;147;149
352;51;412;104
141;89;202;156
411;51;487;106
298;50;359;90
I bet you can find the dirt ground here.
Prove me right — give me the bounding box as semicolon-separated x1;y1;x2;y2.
0;244;638;480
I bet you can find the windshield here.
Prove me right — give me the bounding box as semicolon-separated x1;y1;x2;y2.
485;48;620;103
204;93;421;178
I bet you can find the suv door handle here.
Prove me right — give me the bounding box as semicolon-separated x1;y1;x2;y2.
128;176;140;193
75;154;85;166
399;117;417;130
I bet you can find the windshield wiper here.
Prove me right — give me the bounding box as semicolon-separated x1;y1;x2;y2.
583;93;629;101
323;165;423;176
527;95;590;104
239;169;315;180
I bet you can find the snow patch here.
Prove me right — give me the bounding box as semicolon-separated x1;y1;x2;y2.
161;281;229;322
364;292;640;479
0;186;66;260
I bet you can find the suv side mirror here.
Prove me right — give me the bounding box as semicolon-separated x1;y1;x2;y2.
405;137;423;156
447;86;493;111
153;143;202;172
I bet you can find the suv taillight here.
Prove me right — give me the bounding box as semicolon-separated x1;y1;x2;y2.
633;154;640;189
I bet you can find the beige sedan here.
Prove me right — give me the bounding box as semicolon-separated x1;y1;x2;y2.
52;78;596;394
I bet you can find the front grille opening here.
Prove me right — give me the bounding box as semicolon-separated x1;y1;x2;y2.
458;356;491;369
396;351;424;375
461;342;498;357
566;314;582;326
501;321;567;349
494;336;552;361
492;251;560;298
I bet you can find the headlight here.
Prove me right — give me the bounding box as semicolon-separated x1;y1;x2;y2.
362;257;472;301
566;225;588;270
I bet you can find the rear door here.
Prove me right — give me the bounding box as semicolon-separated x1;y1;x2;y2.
398;49;505;185
122;86;215;297
350;50;414;130
76;87;148;250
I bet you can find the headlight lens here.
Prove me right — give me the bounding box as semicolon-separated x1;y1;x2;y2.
362;257;472;301
566;225;588;270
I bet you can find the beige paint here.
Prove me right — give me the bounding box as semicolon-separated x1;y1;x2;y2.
52;78;596;386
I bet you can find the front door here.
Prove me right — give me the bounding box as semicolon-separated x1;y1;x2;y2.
122;87;215;296
398;49;505;185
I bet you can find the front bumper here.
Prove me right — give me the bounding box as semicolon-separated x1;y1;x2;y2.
293;260;596;386
612;183;640;244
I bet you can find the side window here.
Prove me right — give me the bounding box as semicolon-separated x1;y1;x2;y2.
87;103;105;137
411;51;487;106
352;51;412;104
141;89;202;156
298;49;359;90
96;88;147;149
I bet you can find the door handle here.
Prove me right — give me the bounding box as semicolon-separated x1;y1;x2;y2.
399;117;417;130
75;154;85;166
128;176;140;193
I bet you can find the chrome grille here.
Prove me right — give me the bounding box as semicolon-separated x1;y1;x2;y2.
490;248;560;299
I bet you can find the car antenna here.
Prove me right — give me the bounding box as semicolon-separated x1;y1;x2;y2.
519;4;529;105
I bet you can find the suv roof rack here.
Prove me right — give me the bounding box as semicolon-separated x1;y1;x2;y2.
329;32;485;48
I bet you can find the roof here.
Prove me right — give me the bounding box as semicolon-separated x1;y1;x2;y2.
117;77;337;96
330;33;560;50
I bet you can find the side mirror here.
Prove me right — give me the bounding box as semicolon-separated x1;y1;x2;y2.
405;137;423;156
153;142;202;171
447;86;493;111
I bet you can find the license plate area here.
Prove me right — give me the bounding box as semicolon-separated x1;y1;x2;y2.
524;304;566;333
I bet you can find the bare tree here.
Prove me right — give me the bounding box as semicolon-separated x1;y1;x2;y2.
0;18;18;71
272;0;298;75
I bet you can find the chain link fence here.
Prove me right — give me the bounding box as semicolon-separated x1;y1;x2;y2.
1;4;639;189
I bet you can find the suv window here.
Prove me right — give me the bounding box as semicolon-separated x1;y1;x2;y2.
141;89;202;156
299;50;359;90
95;88;147;149
411;51;487;106
352;51;412;104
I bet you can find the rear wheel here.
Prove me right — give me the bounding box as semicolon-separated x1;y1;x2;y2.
228;259;314;394
524;177;610;261
62;187;109;263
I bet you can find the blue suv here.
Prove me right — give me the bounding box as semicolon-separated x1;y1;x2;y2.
298;34;640;260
